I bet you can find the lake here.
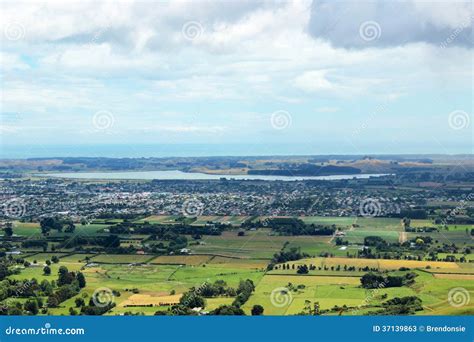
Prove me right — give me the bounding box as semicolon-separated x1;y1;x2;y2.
42;170;389;181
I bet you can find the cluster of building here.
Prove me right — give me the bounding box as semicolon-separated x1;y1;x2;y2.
0;177;465;221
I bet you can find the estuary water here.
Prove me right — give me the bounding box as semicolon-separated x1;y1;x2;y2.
42;170;388;181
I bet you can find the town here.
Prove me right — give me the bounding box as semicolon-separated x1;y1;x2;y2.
0;156;473;316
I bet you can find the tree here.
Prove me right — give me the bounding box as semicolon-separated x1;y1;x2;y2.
47;295;59;308
43;266;51;275
251;304;264;316
0;264;9;281
232;279;255;307
103;234;121;248
40;217;54;235
75;298;85;307
76;272;86;288
4;222;13;237
41;217;65;234
402;217;411;230
65;222;76;233
313;302;320;315
360;273;385;289
40;280;53;296
57;266;74;286
297;264;309;274
179;292;206;309
51;256;59;263
24;299;39;315
211;305;245;315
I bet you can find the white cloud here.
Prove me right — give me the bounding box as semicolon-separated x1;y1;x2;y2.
0;52;30;70
294;70;336;92
141;125;227;133
293;69;386;97
316;106;339;113
0;0;471;149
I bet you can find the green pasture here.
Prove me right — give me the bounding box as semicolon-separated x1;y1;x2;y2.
190;229;286;258
345;230;400;244
90;254;155;264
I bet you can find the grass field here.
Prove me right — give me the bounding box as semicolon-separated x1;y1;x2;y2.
59;254;96;262
24;253;69;263
244;270;474;315
207;256;269;269
90;254;155;264
300;217;403;231
408;230;473;245
344;230;400;244
11;222;41;237
7;250;474;316
190;230;286;258
136;216;183;224
216;216;249;226
11;221;110;238
191;216;222;225
150;255;212;266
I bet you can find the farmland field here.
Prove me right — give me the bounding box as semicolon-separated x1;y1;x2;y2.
150;255;212;266
90;254;155;264
275;257;461;271
3;214;474;316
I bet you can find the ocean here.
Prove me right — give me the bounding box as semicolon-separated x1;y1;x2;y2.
1;143;352;159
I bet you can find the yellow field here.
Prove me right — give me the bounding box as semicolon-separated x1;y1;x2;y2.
264;274;361;285
140;215;177;223
433;273;474;280
119;294;182;307
283;257;460;270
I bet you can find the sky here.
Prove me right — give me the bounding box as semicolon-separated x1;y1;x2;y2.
0;0;472;156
